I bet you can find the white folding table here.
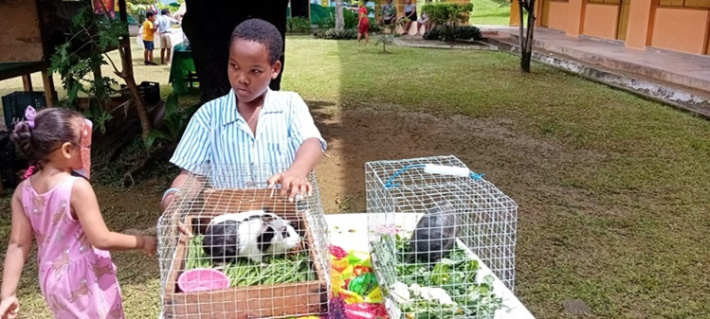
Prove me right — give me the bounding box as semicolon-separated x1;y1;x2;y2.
325;213;536;319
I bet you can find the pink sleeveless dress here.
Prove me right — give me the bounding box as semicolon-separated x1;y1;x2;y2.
21;176;125;319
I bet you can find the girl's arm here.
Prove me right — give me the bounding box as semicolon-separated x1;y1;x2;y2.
71;179;156;255
1;188;33;302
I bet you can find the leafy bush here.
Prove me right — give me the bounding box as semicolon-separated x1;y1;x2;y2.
422;26;443;41
313;28;358;40
369;18;381;32
144;92;199;149
453;25;482;41
423;25;483;42
287;17;311;34
345;9;359;29
422;2;474;27
422;2;474;42
317;13;335;29
317;7;359;30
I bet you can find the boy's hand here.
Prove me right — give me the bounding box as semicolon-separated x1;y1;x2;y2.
267;171;312;202
0;296;19;319
141;236;158;257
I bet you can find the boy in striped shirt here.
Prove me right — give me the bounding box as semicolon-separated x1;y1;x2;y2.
161;19;326;210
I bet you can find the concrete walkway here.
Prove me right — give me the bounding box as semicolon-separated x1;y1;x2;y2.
394;27;710;116
483;27;710;98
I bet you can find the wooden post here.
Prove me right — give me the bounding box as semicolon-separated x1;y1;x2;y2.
48;70;57;101
117;0;134;73
93;64;103;82
22;75;32;91
41;70;54;107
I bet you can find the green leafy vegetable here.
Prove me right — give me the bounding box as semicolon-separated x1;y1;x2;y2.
183;235;316;287
371;232;504;318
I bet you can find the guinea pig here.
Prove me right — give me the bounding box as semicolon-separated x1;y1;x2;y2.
202;209;302;264
258;215;301;256
409;202;458;264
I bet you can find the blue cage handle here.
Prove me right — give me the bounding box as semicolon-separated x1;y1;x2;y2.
383;164;484;188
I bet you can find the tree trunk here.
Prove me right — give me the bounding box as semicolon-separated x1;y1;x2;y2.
117;0;151;139
518;0;525;56
518;0;536;73
335;0;344;31
182;0;289;103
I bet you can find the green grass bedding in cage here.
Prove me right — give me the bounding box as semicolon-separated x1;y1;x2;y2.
185;235;317;287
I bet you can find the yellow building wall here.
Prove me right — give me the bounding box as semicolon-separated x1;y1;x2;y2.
510;0;520;26
509;0;710;55
625;0;655;48
548;2;570;31
651;8;710;54
582;4;619;40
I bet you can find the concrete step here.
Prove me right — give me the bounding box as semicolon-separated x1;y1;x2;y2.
504;32;710;95
487;36;710;119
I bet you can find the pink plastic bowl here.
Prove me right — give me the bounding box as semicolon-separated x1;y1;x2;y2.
178;268;230;293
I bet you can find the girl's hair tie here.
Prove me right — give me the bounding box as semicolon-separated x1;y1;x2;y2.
25;105;37;129
24;165;36;179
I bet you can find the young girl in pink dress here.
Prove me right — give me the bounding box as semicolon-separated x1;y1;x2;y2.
0;107;158;319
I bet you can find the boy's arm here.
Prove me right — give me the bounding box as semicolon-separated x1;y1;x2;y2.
267;138;322;200
267;93;327;199
161;169;205;212
287;138;323;178
1;188;33;301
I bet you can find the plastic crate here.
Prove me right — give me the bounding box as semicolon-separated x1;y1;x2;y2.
1;92;48;130
121;81;160;105
0;131;17;189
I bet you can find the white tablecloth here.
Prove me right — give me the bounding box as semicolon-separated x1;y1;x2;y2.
325;213;536;319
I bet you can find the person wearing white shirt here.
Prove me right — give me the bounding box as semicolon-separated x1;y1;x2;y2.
156;9;179;64
161;19;326;212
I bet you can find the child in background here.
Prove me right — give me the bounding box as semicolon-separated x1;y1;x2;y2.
156;8;179;65
143;11;158;65
0;107;158;319
357;1;370;45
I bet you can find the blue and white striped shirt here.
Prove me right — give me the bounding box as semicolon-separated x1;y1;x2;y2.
170;88;327;188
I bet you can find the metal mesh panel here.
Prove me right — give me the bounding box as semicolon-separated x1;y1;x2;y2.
366;155;518;319
157;163;330;318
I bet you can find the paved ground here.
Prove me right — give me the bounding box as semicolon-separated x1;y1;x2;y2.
481;27;710;97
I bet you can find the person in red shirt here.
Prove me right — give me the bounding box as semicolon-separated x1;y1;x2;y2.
357;1;370;45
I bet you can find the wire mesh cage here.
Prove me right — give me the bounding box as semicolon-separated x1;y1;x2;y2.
366;155;518;319
158;163;330;319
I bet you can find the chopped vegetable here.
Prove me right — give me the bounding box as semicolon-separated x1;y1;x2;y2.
184;235;316;287
371;232;503;318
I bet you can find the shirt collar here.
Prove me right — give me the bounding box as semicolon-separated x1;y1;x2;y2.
221;87;272;126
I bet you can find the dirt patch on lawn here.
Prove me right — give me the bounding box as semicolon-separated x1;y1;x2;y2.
91;101;568;219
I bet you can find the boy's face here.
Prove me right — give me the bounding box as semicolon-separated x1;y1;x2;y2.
148;16;156;22
228;39;281;104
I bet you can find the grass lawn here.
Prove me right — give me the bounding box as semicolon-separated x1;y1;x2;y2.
470;0;511;25
1;36;709;318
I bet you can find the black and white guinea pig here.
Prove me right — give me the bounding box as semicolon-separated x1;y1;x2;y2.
202;209;301;264
410;202;458;264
